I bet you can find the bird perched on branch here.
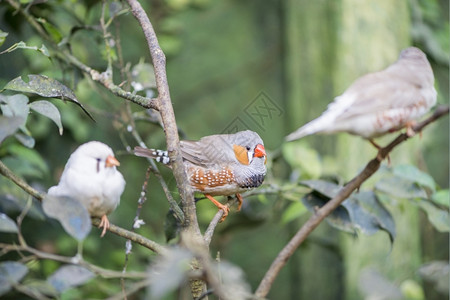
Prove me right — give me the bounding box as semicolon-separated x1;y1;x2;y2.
134;130;267;222
48;141;125;237
286;47;437;148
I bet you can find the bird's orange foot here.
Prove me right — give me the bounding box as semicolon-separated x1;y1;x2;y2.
205;194;230;223
98;215;110;237
405;121;417;137
235;193;243;211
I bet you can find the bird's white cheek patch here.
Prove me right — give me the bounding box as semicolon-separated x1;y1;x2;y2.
233;145;249;165
247;150;254;164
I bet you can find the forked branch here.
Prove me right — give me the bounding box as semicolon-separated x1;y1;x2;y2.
254;105;449;298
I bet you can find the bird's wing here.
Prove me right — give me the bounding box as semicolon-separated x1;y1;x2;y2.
181;135;236;167
180;140;214;167
332;71;423;121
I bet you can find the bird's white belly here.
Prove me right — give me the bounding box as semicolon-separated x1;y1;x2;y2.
336;105;430;139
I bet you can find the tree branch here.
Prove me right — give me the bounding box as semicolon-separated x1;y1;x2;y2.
0;160;167;254
91;219;168;255
5;0;159;110
0;160;45;200
203;197;238;246
125;0;200;234
0;243;148;279
254;105;449;298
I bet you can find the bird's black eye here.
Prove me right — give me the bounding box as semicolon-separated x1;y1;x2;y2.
246;146;251;151
96;158;101;173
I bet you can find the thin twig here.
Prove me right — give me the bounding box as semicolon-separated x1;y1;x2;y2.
0;160;44;201
203;197;238;246
126;121;184;223
120;165;152;298
0;162;167;254
0;243;148;279
254;105;449;298
5;0;159;110
91;218;168;255
125;0;199;233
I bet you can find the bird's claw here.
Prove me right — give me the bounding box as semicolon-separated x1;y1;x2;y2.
98;215;110;238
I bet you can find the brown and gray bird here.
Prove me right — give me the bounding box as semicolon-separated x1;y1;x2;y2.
285;47;437;145
48;141;126;237
134;130;267;222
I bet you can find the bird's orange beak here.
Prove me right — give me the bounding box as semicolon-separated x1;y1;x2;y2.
254;144;266;158
105;155;120;168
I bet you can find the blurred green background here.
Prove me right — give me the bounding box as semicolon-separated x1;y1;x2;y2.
0;0;448;299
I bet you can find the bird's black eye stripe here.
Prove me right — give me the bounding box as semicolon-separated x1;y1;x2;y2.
96;158;101;173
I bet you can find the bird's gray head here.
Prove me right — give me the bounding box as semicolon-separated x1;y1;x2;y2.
399;47;427;61
225;130;267;188
229;130;267;172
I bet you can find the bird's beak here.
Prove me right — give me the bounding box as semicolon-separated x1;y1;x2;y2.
105;155;120;168
254;144;266;158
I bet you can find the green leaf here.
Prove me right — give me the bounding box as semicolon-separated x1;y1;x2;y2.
302;193;355;233
1;156;44;179
393;164;436;193
42;195;92;241
29;100;63;135
0;213;18;233
14;132;35;148
417;200;450;232
431;189;449;208
149;248;193;298
39;44;50;57
109;1;128;19
0;94;29;122
0;41;26;54
0;181;46;220
0;116;25;145
36;18;62;43
375;176;428;199
300;180;355;232
7;143;49;175
0;261;28;297
300;179;341;198
3;75;94;121
47;265;94;293
0;41;49;56
283;141;322;178
346;191;396;242
281;201;307;224
300;180;396;239
0;30;8;48
22;280;59;298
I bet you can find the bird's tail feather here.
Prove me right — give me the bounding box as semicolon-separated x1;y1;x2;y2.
285;116;329;141
134;146;171;164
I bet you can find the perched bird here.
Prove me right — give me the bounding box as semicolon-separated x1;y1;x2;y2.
286;47;437;147
48;141;125;237
134;130;267;222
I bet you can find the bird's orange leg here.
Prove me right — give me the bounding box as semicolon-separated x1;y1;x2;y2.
98;215;110;237
205;194;230;222
405;121;418;138
235;193;243;211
